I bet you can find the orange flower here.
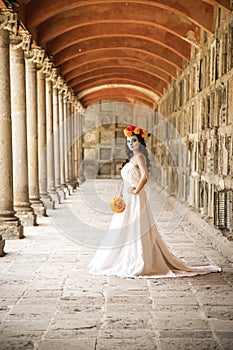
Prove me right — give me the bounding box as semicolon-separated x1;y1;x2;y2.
141;130;147;138
124;129;133;137
134;127;141;135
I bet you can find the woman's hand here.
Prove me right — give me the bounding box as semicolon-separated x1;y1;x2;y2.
127;186;136;194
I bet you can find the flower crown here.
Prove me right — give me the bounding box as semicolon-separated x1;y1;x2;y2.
123;125;147;138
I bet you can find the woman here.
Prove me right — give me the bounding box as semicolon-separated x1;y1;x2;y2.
88;125;221;278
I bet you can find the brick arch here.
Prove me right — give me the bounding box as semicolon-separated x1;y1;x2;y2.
79;86;157;108
60;49;177;78
64;58;171;84
16;0;231;108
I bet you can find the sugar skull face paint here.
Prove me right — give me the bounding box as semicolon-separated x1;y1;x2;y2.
127;135;140;151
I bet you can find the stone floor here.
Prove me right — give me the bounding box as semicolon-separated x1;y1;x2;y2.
0;180;233;350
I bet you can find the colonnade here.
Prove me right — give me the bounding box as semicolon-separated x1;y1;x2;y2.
0;9;84;240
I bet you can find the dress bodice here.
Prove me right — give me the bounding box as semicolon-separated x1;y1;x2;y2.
121;161;141;186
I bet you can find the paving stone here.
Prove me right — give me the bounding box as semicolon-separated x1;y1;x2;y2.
0;338;35;350
203;305;233;320
158;330;214;339
107;296;153;304
218;339;233;350
96;338;157;350
159;338;221;350
106;303;152;313
57;301;103;314
37;339;97;350
0;180;232;350
102;316;154;330
152;297;199;305
49;317;102;331
152;304;203;319
44;329;99;339
99;329;157;340
107;286;149;296
209;319;233;331
156;318;210;331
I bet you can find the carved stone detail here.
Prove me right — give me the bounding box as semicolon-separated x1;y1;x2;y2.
25;46;45;64
10;30;31;51
42;57;53;76
0;9;17;34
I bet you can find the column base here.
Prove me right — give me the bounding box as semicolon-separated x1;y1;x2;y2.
0;219;24;239
71;179;79;190
60;184;68;200
15;209;37;226
0;235;6;257
66;182;75;195
30;200;47;217
48;192;60;209
40;194;54;210
63;186;70;199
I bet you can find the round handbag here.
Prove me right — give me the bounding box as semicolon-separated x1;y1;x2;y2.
110;196;126;213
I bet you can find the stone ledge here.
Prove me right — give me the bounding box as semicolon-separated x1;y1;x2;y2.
166;193;233;263
187;209;233;263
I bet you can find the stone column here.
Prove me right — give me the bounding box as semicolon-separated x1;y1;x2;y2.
25;51;46;216
0;10;23;239
58;86;66;189
52;69;63;202
67;98;74;191
10;32;36;226
37;65;53;209
73;103;79;186
46;76;59;205
63;90;70;196
58;79;68;200
77;108;85;184
70;98;78;189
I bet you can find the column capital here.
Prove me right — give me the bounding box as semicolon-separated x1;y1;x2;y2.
50;67;58;85
42;57;53;76
25;46;45;65
63;84;72;101
57;76;65;92
0;8;17;34
75;101;85;114
10;30;31;51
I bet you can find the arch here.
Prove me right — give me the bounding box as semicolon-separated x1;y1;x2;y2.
14;0;230;107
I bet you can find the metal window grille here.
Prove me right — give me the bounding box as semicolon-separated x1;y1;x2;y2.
214;190;233;231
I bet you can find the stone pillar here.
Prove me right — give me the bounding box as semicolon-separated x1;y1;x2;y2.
58;87;66;188
67;99;73;186
73;104;79;186
37;66;53;210
63;90;70;196
77;109;85;184
10;32;36;226
0;11;23;239
25;52;46;216
52;69;63;202
46;76;59;205
70;99;78;189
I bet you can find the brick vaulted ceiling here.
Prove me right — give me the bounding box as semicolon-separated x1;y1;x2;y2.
11;0;232;108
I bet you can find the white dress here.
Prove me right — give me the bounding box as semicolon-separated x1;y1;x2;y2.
88;160;221;278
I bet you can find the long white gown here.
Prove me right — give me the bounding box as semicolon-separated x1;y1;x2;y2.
88;160;221;278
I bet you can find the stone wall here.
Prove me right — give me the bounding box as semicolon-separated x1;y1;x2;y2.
81;101;153;179
156;9;233;234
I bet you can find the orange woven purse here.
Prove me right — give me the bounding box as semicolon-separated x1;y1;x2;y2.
110;196;126;213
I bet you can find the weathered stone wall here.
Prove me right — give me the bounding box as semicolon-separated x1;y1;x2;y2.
156;9;233;233
82;101;153;179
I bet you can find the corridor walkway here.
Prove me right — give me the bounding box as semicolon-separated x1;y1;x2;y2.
0;180;233;350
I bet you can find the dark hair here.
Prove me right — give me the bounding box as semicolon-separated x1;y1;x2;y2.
121;133;150;171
